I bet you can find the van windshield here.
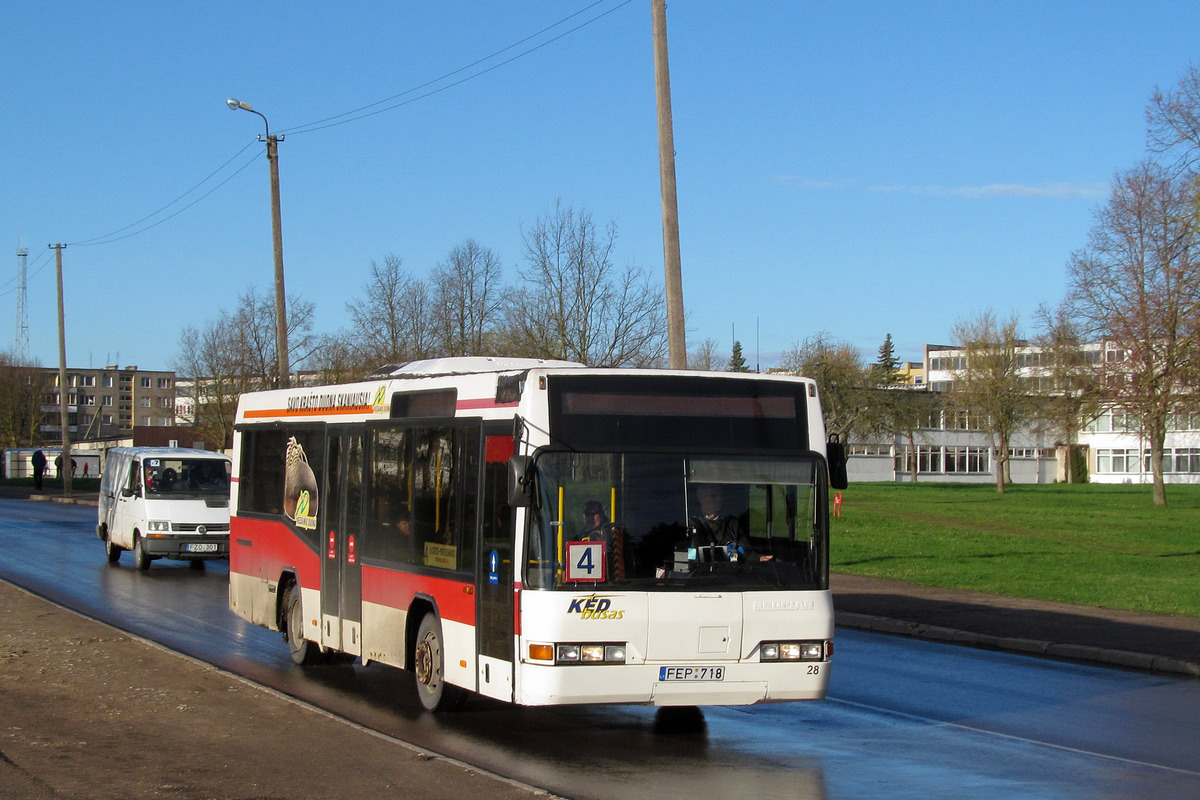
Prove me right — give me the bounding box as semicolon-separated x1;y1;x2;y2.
141;457;230;498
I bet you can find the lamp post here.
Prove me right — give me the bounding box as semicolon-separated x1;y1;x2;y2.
227;98;290;389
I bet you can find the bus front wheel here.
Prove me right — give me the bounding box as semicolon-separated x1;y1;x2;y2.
414;613;463;712
284;583;323;666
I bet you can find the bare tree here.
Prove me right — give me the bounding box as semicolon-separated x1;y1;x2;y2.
875;386;944;483
431;240;504;356
1148;64;1200;173
176;314;252;450
949;311;1034;493
230;286;316;388
1068;160;1200;506
688;337;720;370
305;330;372;384
175;287;316;448
0;352;44;448
504;201;667;367
346;254;435;369
777;333;871;442
1032;302;1101;484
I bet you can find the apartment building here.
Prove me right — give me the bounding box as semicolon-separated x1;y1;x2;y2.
37;365;176;443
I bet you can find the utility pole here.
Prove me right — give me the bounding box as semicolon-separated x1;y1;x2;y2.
652;0;687;369
14;241;29;364
227;98;289;389
50;243;72;498
266;131;289;389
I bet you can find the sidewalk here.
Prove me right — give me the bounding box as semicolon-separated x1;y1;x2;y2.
832;573;1200;677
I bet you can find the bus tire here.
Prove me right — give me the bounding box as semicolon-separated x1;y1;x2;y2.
133;536;151;571
104;532;122;563
414;612;463;712
284;583;322;666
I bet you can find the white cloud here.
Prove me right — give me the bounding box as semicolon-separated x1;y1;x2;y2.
869;182;1107;199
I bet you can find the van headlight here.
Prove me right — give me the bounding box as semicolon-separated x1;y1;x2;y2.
148;520;171;533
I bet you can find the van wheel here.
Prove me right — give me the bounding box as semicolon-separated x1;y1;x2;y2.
133;536;151;571
414;613;464;712
284;583;322;665
105;534;122;563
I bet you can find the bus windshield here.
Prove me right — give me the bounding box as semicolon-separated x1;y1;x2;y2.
141;457;230;498
524;451;828;592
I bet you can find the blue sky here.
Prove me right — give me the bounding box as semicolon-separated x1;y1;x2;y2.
3;1;1199;373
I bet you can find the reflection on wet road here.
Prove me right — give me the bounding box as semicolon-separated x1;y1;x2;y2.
3;499;1198;800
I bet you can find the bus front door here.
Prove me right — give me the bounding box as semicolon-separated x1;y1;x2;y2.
476;431;515;701
321;431;364;657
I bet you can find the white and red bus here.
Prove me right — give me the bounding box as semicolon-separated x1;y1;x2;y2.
229;357;846;711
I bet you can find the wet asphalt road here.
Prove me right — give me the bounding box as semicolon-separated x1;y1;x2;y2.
3;498;1199;800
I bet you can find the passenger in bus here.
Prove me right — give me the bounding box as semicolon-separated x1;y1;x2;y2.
693;484;773;563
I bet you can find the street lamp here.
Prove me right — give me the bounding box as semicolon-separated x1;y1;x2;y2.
227;97;290;389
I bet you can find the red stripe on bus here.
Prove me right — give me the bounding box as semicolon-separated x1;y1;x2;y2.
456;398;519;410
230;516;322;590
361;565;476;626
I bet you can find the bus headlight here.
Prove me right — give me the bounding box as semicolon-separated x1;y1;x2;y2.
759;640;827;661
528;643;627;665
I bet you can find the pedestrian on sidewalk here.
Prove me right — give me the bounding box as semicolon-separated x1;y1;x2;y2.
31;449;47;491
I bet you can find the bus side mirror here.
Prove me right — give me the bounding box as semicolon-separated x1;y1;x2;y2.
508;455;534;507
827;435;848;490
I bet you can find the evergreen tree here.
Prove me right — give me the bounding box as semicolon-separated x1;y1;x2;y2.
871;333;900;385
728;341;750;372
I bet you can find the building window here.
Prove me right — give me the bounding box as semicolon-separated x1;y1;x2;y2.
945;446;989;474
157;378;172;389
140;397;151;408
1096;448;1138;473
103;376;114;388
849;444;890;456
895;445;942;474
140;377;151;388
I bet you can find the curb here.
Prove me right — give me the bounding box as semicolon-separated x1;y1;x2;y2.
836;611;1200;678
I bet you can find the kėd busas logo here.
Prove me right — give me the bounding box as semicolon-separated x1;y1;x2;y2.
567;594;624;620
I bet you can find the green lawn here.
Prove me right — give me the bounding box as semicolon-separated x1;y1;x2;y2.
831;482;1200;617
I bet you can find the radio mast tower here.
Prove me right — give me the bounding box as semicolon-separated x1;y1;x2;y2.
14;240;29;364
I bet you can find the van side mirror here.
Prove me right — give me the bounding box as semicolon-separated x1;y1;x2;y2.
507;455;534;507
120;487;135;498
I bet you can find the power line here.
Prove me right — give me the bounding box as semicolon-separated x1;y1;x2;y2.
51;1;633;248
66;140;261;247
282;0;632;136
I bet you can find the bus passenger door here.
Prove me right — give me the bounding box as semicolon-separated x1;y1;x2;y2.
321;431;364;657
476;430;515;701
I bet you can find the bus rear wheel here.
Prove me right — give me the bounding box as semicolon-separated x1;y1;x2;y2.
414;613;463;712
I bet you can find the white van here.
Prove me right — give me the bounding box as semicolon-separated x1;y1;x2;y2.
97;447;232;570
